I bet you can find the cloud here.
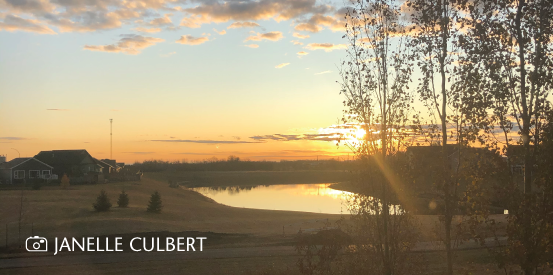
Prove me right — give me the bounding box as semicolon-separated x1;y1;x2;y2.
47;11;124;33
175;35;209;45
245;44;259;48
305;43;346;52
149;14;172;26
213;28;226;35
294;23;320;33
160;51;176;57
249;133;338;142
294;14;344;33
314;70;331;75
297;51;308;56
228;21;260;29
0;15;56;34
180;0;332;29
133;27;161;33
150;139;263;144
293;32;309;39
0;137;27;140
291;40;303;45
46;108;69;111
275;63;290;68
84;34;164;55
245;31;283;42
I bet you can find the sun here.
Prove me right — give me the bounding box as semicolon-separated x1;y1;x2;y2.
354;128;366;141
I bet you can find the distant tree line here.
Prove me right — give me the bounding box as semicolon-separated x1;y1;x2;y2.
131;155;358;172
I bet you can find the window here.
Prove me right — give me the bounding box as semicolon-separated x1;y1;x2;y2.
14;170;25;179
29;170;40;178
42;170;51;179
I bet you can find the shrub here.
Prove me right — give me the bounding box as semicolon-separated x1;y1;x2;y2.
168;180;179;188
31;178;43;190
117;190;129;208
60;174;70;189
93;190;112;212
147;191;163;213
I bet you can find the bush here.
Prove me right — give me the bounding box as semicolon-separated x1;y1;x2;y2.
147;191;163;213
31;179;43;190
117;190;129;208
93;190;112;212
168;180;179;188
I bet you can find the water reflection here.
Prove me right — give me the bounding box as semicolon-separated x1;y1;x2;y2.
191;184;353;214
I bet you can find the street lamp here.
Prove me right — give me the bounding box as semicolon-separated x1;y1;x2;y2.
10;148;20;158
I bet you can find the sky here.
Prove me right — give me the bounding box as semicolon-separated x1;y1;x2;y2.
0;0;359;163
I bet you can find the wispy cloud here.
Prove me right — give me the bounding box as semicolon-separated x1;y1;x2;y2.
249;133;338;142
134;27;162;33
245;31;283;42
291;40;303;45
245;44;259;48
275;63;290;68
150;139;262;144
315;70;331;75
0;137;27;141
228;22;260;29
160;51;176;57
293;32;309;39
297;51;308;57
305;43;347;52
213;28;226;35
84;34;164;55
0;15;56;34
176;35;209;45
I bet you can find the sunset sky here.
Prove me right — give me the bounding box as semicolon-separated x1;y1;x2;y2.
0;0;361;163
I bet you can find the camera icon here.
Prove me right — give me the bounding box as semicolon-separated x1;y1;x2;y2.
26;236;48;252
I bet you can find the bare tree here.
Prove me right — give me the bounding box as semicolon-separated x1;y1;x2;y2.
339;0;416;274
405;1;464;274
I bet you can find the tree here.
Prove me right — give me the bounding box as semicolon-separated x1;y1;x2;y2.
117;190;129;208
147;191;163;213
406;1;464;273
455;1;553;274
93;190;112;212
60;174;70;189
339;0;416;274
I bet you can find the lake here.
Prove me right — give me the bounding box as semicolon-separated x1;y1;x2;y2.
191;184;353;214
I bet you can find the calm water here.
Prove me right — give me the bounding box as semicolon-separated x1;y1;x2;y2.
191;184;353;214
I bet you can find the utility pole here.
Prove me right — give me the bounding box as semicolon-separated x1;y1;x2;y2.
110;119;113;160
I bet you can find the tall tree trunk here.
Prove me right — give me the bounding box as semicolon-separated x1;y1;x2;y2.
439;2;453;274
515;1;534;274
381;53;391;275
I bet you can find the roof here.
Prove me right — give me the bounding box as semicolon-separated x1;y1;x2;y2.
0;157;54;169
94;158;115;168
34;150;95;167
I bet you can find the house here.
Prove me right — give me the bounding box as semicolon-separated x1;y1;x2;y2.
34;150;103;184
100;159;122;172
94;158;116;181
0;158;53;184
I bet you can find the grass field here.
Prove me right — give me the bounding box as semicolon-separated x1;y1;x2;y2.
0;171;511;274
0;173;341;248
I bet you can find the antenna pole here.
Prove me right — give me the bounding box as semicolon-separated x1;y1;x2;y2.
110;119;113;159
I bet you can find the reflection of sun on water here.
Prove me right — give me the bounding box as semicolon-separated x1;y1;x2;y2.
293;184;353;199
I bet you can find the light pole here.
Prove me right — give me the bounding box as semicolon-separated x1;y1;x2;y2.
10;148;20;158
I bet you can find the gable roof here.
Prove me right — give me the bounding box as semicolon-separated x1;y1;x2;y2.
94;158;115;169
0;157;54;169
34;150;95;167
